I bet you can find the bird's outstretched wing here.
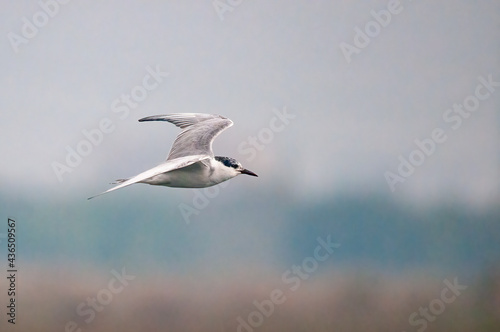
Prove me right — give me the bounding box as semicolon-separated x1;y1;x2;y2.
138;113;233;160
87;154;210;199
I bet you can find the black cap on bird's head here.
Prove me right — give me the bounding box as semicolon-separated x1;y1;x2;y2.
215;156;258;177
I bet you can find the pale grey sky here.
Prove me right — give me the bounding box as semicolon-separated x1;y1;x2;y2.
1;0;498;206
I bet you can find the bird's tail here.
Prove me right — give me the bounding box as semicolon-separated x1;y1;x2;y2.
111;178;129;184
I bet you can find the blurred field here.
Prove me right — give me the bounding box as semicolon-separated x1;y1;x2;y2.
2;265;499;332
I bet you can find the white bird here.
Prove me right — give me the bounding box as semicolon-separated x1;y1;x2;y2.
88;113;257;199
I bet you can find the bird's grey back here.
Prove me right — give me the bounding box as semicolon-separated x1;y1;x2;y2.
138;113;233;160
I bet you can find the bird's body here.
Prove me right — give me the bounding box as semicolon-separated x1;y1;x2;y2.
88;113;257;199
142;160;212;188
138;157;237;188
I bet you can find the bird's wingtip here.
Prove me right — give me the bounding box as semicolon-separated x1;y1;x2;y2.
138;114;171;122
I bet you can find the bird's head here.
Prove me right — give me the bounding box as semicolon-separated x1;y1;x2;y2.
215;156;258;177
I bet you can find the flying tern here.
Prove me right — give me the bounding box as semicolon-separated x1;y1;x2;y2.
88;113;257;199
